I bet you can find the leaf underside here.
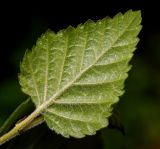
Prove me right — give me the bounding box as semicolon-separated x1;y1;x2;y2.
19;10;142;138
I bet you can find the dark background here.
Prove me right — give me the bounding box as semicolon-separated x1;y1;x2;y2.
0;0;160;148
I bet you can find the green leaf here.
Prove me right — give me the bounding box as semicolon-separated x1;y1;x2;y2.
19;10;142;138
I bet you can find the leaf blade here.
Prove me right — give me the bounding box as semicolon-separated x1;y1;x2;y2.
19;10;142;138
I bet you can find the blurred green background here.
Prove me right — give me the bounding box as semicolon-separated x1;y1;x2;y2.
0;0;160;149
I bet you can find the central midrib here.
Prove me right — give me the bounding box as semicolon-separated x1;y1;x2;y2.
37;13;138;114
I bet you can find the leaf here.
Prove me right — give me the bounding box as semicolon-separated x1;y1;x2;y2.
19;10;142;138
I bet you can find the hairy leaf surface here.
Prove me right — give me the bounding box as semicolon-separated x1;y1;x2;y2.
19;10;142;138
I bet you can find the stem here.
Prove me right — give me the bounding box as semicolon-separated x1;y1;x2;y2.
0;107;43;145
0;98;34;136
23;116;44;132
